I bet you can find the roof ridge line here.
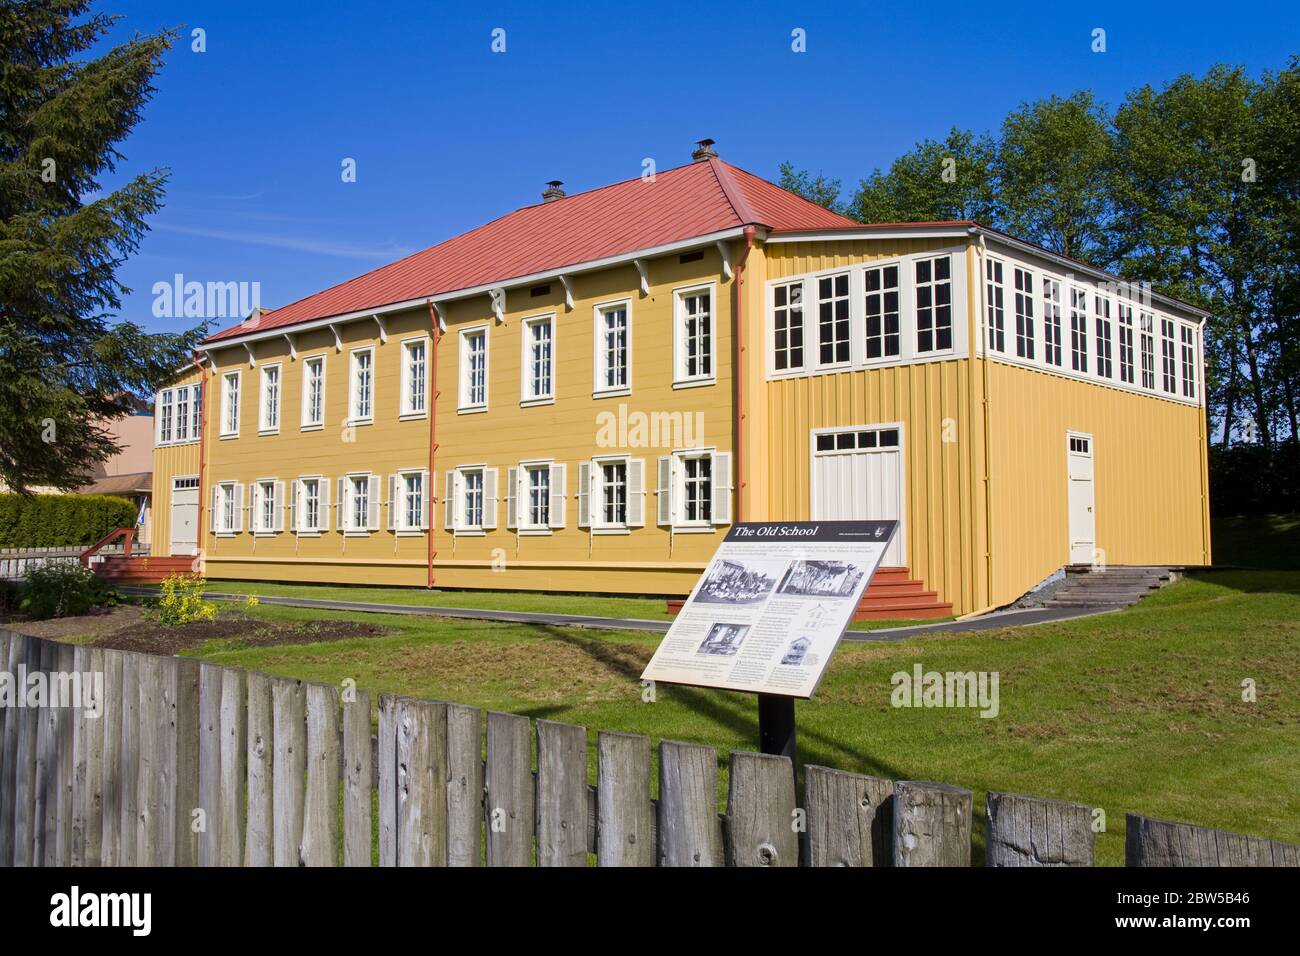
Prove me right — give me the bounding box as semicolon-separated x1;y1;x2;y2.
707;158;763;227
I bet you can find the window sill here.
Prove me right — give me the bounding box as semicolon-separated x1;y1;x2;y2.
457;406;488;416
300;423;324;432
591;526;631;535
394;529;426;537
519;397;555;408
343;530;371;538
253;531;278;538
670;524;717;534
593;388;631;399
215;531;239;538
296;530;322;537
219;432;239;441
399;411;428;421
672;378;715;390
454;528;486;537
258;428;280;437
347;417;374;427
517;527;553;536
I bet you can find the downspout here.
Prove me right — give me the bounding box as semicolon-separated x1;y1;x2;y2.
190;354;208;572
733;226;756;521
426;300;442;588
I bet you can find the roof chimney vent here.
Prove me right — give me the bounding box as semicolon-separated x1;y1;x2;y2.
692;138;717;162
542;180;566;202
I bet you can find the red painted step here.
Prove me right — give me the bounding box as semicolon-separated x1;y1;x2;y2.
666;566;954;621
91;555;195;584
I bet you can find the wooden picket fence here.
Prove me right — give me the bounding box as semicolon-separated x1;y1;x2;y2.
0;629;1297;867
0;544;148;581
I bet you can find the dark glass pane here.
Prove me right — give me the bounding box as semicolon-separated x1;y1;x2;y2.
866;270;881;293
936;257;950;280
836;433;853;449
879;429;899;447
819;276;832;297
816;434;834;451
916;260;930;283
884;265;898;286
834;274;848;295
859;431;877;447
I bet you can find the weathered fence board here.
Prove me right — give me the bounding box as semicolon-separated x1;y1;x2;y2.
986;791;1093;867
596;731;654;867
271;677;306;867
376;694;398;867
726;751;798;867
197;662;223;866
74;646;106;866
134;654;163;865
173;658;200;868
0;633;20;864
98;649;122;867
1126;813;1300;867
658;740;723;867
12;637;40;866
218;667;246;866
396;697;448;867
300;682;340;866
117;650;139;866
244;671;273;866
536;720;588;867
893;780;972;867
485;710;532;867
445;702;482;868
803;765;893;867
53;642;74;866
342;688;372;867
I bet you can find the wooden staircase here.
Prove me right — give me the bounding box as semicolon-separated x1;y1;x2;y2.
666;566;953;621
89;554;195;584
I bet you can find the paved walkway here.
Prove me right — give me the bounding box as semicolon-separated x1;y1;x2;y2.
121;586;1120;639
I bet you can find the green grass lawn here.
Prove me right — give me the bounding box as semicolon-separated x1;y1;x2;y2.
1212;513;1300;569
203;578;946;631
180;569;1300;865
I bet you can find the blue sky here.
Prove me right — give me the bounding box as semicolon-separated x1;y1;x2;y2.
98;0;1298;336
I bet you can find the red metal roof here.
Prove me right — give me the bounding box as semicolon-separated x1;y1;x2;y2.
204;158;858;344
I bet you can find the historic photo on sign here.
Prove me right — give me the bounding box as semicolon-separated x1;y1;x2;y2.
697;622;750;656
693;559;781;605
776;560;866;598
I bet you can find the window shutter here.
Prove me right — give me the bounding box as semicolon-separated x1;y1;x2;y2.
290;480;299;534
248;482;258;532
387;474;397;530
482;467;498;530
210;486;219;533
420;470;430;530
320;478;331;532
548;463;566;529
577;461;591;528
233;482;244;532
711;451;732;525
337;477;347;531
505;467;518;530
627;458;645;527
656;456;673;526
444;470;456;530
367;474;381;530
274;481;285;532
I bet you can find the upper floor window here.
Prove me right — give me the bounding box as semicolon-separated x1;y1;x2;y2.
220;371;241;437
674;286;714;385
1042;277;1063;367
349;347;374;423
913;256;952;354
401;339;428;417
1094;295;1113;379
158;389;175;444
1181;325;1197;399
301;355;324;429
1014;268;1035;360
1069;287;1088;373
1118;303;1135;384
816;273;850;366
1139;312;1155;390
864;264;901;360
522;315;554;403
459;328;488;411
595;302;630;394
259;363;281;433
1160;318;1177;394
174;386;190;442
986;258;1006;353
772;281;804;372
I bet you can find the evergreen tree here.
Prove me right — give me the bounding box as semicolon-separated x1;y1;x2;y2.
0;0;200;492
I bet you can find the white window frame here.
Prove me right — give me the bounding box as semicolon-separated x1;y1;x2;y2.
586;454;644;533
813;271;852;370
348;346;375;425
770;278;806;374
259;362;282;435
1068;285;1089;374
458;326;489;413
985;256;1007;354
400;336;430;419
220;370;241;438
449;465;496;535
157;388;175;445
391;468;429;534
295;475;327;535
214;481;242;536
340;472;378;535
658;448;733;533
863;261;903;364
301;354;326;431
672;282;716;388
251;478;282;536
517;461;552;533
520;313;556;405
593;299;632;397
912;254;955;356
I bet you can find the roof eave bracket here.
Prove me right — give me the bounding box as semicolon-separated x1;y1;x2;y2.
559;274;574;311
489;287;506;324
372;313;387;344
633;259;649;295
284;333;298;361
328;323;343;352
716;241;732;281
243;342;256;367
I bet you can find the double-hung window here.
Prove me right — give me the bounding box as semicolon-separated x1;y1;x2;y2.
594;302;630;394
1139;313;1156;389
401;339;428;417
600;460;627;527
295;477;326;534
1180;325;1197;399
525;466;550;528
459;328;488;410
252;479;281;535
985;258;1006;353
389;470;428;532
220;371;241;437
864;264;901;360
212;481;242;535
521;315;554;403
674;286;714;385
816;274;850;366
505;462;565;533
188;384;201;437
349;348;374;423
579;457;645;532
260;363;281;433
174;387;190;442
1094;296;1114;379
914;256;952;354
158;390;175;444
1160;318;1177;394
340;473;377;534
1042;278;1063;366
1118;303;1135;384
1014;268;1035;360
302;356;324;429
1069;288;1088;373
656;450;732;530
772;281;804;372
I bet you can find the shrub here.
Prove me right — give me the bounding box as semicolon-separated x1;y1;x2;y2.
19;561;119;620
1208;442;1300;516
0;494;138;548
151;573;216;626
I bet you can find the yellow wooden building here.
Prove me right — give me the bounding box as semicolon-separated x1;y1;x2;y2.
151;143;1210;616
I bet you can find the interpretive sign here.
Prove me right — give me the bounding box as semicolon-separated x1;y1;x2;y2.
641;520;898;698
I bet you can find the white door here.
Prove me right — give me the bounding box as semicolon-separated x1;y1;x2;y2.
1067;433;1095;564
170;477;200;556
811;425;905;565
